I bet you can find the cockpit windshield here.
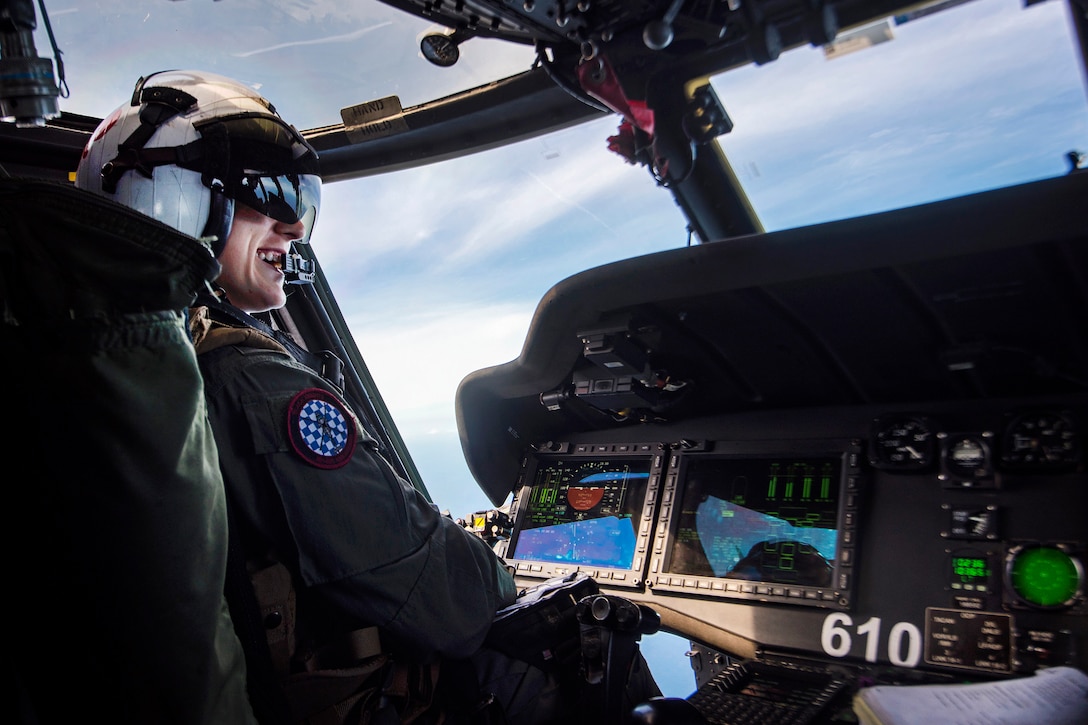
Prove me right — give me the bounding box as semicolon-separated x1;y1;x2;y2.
711;0;1087;230
28;0;1085;527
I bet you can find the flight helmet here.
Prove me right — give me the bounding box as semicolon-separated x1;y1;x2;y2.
76;70;320;256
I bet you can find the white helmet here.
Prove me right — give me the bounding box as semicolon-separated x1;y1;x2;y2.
76;70;320;255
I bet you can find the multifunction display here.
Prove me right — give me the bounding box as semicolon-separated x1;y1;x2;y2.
650;441;862;610
503;443;665;587
667;456;840;586
502;440;861;604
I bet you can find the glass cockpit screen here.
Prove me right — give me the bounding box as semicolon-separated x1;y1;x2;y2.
656;447;859;608
505;445;662;585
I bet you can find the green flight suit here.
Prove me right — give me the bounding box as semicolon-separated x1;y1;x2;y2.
191;302;659;725
192;308;518;661
1;179;255;724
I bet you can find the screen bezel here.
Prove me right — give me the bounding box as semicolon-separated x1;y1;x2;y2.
651;439;862;610
501;442;667;588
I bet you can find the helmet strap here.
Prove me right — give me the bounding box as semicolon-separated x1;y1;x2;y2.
100;85;197;193
99;83;237;253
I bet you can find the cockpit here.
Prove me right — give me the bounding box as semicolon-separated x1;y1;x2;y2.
3;0;1086;722
455;172;1087;716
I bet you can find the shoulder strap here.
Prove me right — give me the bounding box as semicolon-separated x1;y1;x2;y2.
197;293;344;390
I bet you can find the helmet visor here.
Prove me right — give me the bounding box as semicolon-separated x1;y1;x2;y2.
196;114;322;242
235;172;320;242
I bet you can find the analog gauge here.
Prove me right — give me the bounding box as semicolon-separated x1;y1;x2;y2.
941;433;994;484
871;415;936;470
1001;412;1081;469
419;33;460;67
949;437;986;469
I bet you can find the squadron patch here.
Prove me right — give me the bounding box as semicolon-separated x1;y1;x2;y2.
287;388;356;469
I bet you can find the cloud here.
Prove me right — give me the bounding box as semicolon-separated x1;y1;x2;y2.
714;0;1084;230
345;301;533;433
315;114;681;294
442;138;637;263
233;22;392;57
713;0;1068;145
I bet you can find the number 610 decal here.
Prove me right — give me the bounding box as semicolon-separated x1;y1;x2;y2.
821;613;922;667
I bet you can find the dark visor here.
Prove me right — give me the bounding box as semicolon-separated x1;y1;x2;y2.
196;114;322;241
234;172;320;240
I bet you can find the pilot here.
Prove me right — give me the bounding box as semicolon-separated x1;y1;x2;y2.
75;70;658;725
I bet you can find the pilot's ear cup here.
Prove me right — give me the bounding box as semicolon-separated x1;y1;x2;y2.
628;697;708;725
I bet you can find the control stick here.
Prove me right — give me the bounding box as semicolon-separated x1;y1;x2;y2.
577;594;661;725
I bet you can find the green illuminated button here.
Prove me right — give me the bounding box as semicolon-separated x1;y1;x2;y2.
1008;546;1082;608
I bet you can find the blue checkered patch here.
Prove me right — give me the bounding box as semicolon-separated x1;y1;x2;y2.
287;388;357;469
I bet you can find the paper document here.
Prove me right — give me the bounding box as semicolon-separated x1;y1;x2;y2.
852;666;1088;725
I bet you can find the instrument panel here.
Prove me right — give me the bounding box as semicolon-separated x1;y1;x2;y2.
870;410;1081;483
458;176;1088;688
650;440;862;611
497;399;1087;678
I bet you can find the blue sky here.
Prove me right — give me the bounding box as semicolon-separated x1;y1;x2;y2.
40;0;1087;698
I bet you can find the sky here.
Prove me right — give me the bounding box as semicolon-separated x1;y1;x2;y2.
33;0;1088;698
313;0;1088;517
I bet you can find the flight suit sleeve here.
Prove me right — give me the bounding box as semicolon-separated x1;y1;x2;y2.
3;180;256;725
200;345;517;659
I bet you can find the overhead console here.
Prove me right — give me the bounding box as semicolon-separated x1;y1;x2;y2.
457;173;1088;683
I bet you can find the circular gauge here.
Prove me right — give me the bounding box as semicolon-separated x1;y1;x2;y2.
1001;412;1081;468
871;415;936;470
1005;544;1083;609
420;33;460;67
943;434;993;480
